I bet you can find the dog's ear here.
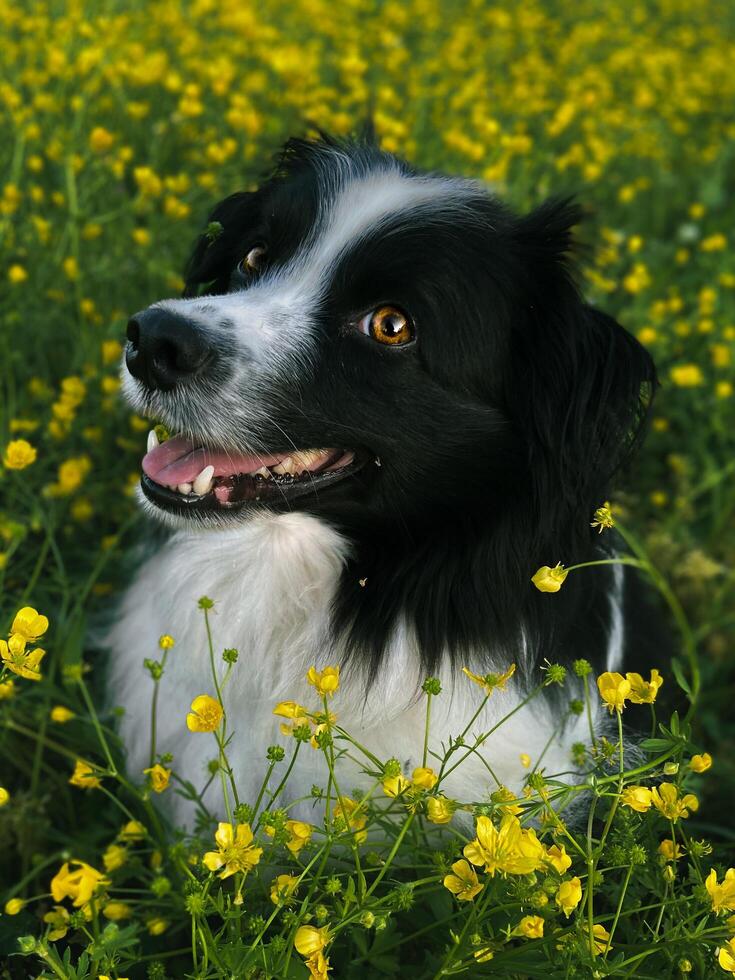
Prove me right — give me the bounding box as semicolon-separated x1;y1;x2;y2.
507;198;656;532
182;192;257;297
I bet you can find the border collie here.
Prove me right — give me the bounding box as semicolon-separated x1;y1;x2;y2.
108;135;656;825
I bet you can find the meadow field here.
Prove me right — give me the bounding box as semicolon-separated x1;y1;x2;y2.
1;0;735;976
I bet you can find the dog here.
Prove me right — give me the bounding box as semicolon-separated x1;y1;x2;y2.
108;135;656;827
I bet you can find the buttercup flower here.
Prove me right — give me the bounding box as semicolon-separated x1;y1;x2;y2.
443;859;483;901
426;796;455;825
626;669;663;704
597;671;631;712
690;752;713;773
464;813;545;876
147;917;169;935
284;819;313;855
620;785;653;812
720;938;735;973
158;634;175;649
0;787;8;806
412;766;438;790
383;773;410;797
306;665;340;697
295;924;330;956
186;694;223;732
119;820;146;841
103;901;133;921
706;868;735;913
5;898;24;915
590;501;615;533
102;844;127;873
11;605;49;643
531;563;569;593
545;843;572;874
462;663;516;696
658;839;684;861
50;705;75;723
584;922;613;955
3;439;37;469
651;783;698;821
69;759;102;790
556;877;583;917
43;905;70;940
0;636;45;681
203;822;263;879
50;860;109;907
333;798;367;843
270;873;299;904
144;763;171;792
514;914;544;938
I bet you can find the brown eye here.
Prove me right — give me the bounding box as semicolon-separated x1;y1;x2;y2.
240;245;266;275
358;305;413;346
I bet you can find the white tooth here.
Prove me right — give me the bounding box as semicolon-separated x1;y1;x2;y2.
177;482;192;495
272;456;297;475
252;466;271;479
193;465;215;495
292;449;324;468
147;429;159;453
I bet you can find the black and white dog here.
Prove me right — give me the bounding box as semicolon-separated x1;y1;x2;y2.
109;136;656;824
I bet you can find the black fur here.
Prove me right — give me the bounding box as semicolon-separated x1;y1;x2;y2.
179;134;657;684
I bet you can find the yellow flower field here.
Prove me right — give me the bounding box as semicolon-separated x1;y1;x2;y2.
1;0;734;976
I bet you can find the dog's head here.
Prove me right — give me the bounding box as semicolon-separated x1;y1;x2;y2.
123;135;654;574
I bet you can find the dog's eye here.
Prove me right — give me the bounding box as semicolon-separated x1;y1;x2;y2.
358;305;414;346
239;245;266;275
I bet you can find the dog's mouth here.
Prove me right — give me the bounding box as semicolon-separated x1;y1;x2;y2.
140;432;364;515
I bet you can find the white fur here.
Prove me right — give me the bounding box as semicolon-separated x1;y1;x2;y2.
107;511;598;828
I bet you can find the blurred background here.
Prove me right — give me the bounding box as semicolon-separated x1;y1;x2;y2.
1;0;734;933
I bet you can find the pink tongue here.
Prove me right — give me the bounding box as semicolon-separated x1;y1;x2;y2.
142;436;290;485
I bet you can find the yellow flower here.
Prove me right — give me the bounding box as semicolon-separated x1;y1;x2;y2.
333;798;367;843
531;563;569;593
10;605;49;643
203;822;263;879
670;364;704;387
147;917;169;935
47;456;92;496
650;783;698;821
383;773;410;797
158;634;175;649
50;860;109;907
514;914;544;938
443;859;483;901
626;669;663;704
461;663;516;696
103;901;133;920
5;898;25;915
545;843;572;874
0;679;16;699
306;665;340;697
464;813;545;876
186;694;223;732
273;699;310;736
284;819;314;855
69;759;102;790
270;873;299;904
590;501;615;533
412;766;438;790
102;844;128;872
520;753;531;768
584;922;612;955
295;924;330;957
658;839;684;861
597;671;630;713
8;264;28;284
144;764;171;792
304;951;331;980
0;635;46;681
556;876;583;917
119;820;146;841
44;904;71;940
690;753;713;773
51;705;75;723
426;795;455;825
3;439;37;469
0;787;9;806
89;126;114;153
620;786;653;813
706;868;735;913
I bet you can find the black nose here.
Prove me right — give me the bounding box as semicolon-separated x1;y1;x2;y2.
125;307;211;391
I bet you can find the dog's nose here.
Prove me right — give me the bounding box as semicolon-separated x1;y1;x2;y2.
125;308;211;391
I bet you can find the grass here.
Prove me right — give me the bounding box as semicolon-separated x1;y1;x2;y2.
1;0;734;977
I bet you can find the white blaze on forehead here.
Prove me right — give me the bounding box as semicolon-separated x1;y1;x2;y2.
154;165;479;372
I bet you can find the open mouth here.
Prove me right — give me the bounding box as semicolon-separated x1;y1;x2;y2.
140;432;364;515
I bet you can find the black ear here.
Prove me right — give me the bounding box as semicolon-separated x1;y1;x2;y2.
507;199;656;537
182;192;257;297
